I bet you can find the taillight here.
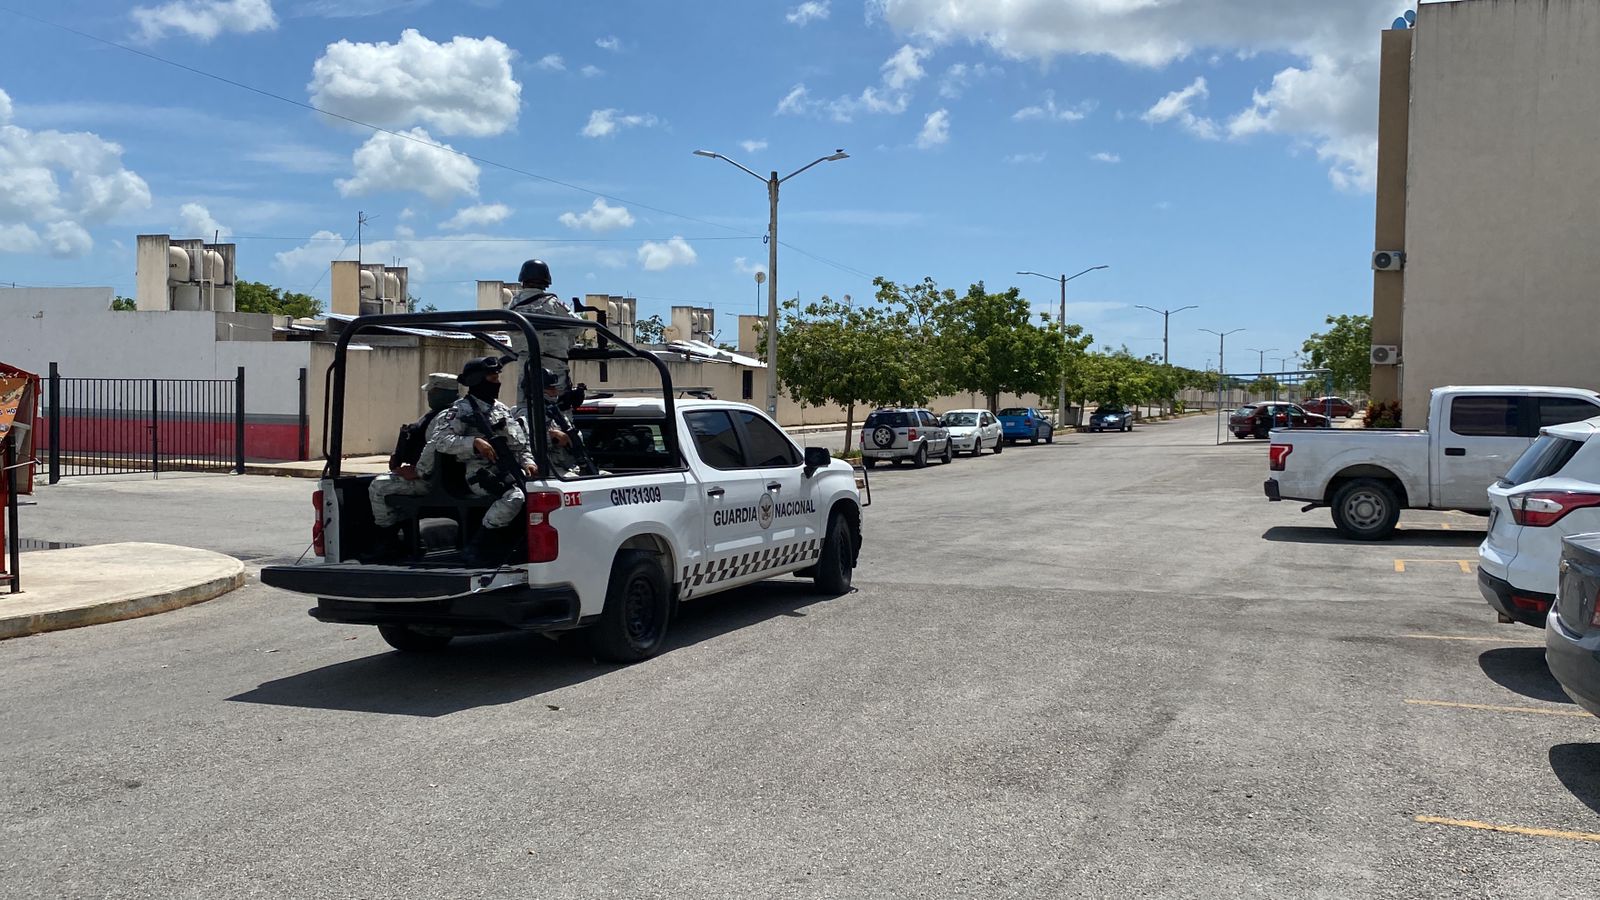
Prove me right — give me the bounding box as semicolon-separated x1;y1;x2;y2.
1512;595;1551;613
526;491;562;562
1508;491;1600;527
1023;418;1032;425
311;489;325;557
907;428;918;441
1591;587;1600;628
1269;444;1293;471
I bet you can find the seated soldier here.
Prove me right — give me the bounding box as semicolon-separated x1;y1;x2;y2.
539;367;587;478
427;356;538;564
364;373;458;559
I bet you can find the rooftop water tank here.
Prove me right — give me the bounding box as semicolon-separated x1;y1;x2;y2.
168;245;191;283
359;269;378;299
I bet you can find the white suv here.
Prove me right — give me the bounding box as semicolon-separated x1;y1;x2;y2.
1480;416;1600;627
859;408;952;469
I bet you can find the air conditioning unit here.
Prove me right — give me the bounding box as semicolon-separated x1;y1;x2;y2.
1370;345;1401;366
1372;250;1405;272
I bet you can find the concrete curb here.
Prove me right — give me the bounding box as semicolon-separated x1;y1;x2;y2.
0;544;246;641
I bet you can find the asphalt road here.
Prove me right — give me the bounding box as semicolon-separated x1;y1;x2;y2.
4;415;1598;899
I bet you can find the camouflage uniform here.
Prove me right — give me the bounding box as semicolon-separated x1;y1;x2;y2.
507;288;586;391
368;373;458;529
427;395;535;529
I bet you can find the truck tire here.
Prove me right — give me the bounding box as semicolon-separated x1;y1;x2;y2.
913;444;928;468
813;512;856;595
1331;479;1401;541
377;625;453;653
588;550;671;663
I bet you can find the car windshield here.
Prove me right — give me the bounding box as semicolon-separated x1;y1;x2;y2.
1235;406;1257;415
1502;433;1585;486
944;413;978;426
1095;408;1123;415
998;408;1029;417
865;411;909;428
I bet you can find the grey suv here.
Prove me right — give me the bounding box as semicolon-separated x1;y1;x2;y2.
859;408;952;469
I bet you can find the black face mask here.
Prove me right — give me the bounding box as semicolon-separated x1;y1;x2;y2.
468;380;501;403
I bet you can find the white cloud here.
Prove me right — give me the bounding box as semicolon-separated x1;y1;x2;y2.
938;61;1001;99
638;236;697;271
874;0;1392;189
787;1;830;25
777;44;931;121
776;84;813;116
558;198;635;233
595;35;621;52
740;139;768;154
1013;91;1095;123
916;108;950;149
581;108;659;138
308;29;521;137
335;128;480;202
131;0;276;42
441;202;511;230
1090;151;1120;163
882;44;930;91
0;88;152;258
734;256;766;277
536;53;565;71
179;202;231;238
1005;152;1046;165
240;142;344;174
1142;77;1218;140
580;65;604;78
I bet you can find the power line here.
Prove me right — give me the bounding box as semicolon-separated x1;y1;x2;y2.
0;5;883;285
225;234;755;244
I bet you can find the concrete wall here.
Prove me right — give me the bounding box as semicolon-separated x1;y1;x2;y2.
1401;0;1600;418
1370;27;1412;410
308;337;489;458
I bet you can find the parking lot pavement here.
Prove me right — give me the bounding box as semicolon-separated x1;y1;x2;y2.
2;414;1597;898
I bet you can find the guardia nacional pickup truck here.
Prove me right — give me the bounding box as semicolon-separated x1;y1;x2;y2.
261;310;866;662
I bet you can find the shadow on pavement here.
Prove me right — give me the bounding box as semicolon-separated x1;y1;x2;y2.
1549;744;1600;815
228;580;838;718
1477;646;1572;704
1261;525;1485;547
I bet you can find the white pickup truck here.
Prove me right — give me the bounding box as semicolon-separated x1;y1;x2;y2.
261;310;866;662
1263;385;1600;540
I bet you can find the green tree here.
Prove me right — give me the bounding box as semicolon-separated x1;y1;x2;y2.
110;296;137;311
235;280;324;319
406;293;437;313
777;294;927;452
927;281;1061;412
635;314;666;344
1080;348;1161;408
1301;313;1372;396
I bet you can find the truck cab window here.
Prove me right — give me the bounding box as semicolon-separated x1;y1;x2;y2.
685;410;745;470
736;410;801;467
1450;396;1521;436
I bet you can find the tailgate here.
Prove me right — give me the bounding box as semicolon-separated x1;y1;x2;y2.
1480;485;1520;575
260;563;527;601
1558;534;1600;637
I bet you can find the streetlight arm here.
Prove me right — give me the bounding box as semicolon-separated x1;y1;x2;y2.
780;151;849;183
1064;264;1110;283
693;150;767;183
1016;271;1058;283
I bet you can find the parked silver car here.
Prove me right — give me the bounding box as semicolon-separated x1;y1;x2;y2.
942;409;1004;457
859;408;953;469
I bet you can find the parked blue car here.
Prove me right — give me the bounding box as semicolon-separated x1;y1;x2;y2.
998;407;1055;444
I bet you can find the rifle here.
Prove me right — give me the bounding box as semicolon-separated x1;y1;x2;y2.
463;398;526;495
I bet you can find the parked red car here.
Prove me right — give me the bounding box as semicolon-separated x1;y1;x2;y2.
1303;396;1355;419
1229;403;1331;439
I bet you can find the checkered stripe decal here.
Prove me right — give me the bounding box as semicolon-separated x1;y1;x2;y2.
681;539;821;592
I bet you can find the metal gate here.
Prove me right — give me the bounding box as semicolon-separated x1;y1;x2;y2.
41;363;244;482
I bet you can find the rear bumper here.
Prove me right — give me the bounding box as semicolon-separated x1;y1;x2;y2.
312;587;582;632
1264;478;1281;501
1478;568;1552;627
1546;609;1600;718
262;564;512;601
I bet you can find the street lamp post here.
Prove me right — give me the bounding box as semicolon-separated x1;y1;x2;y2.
695;148;849;417
1133;305;1198;366
1245;347;1278;374
1017;265;1109;424
1201;327;1245;407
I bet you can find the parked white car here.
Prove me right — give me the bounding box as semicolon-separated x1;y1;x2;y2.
1479;417;1600;627
941;409;1004;457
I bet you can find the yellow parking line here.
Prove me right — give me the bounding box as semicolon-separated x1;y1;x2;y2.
1393;559;1475;574
1398;633;1544;645
1415;816;1600;844
1404;699;1591;718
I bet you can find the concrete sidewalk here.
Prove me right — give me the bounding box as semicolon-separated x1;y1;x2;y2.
1;542;245;640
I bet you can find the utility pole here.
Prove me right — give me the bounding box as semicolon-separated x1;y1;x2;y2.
1246;347;1278;373
1134;305;1198;365
1202;328;1246;375
1018;265;1110;421
356;211;372;266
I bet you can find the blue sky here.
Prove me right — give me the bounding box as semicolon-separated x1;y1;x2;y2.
0;0;1426;371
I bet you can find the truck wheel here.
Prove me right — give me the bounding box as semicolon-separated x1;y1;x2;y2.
1331;479;1401;541
862;457;876;469
588;550;671;663
941;441;953;465
913;445;928;469
813;512;856;595
377;625;453;653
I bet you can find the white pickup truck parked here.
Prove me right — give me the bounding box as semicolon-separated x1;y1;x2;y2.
262;310;866;662
1263;385;1600;540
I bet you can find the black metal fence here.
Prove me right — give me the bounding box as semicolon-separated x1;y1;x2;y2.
42;363;244;482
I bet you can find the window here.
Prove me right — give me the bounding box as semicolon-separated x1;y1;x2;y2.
945;412;979;427
741;370;753;401
865;411;910;428
684;410;745;470
919;411;938;427
1450;396;1522;437
736;411;801;467
1538;397;1600;429
1502;434;1585;486
998;408;1029;417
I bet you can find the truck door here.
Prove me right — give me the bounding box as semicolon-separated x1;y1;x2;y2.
682;409;772;591
1435;394;1535;509
732;408;822;572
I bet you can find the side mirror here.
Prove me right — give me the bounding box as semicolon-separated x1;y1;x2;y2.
803;445;832;476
